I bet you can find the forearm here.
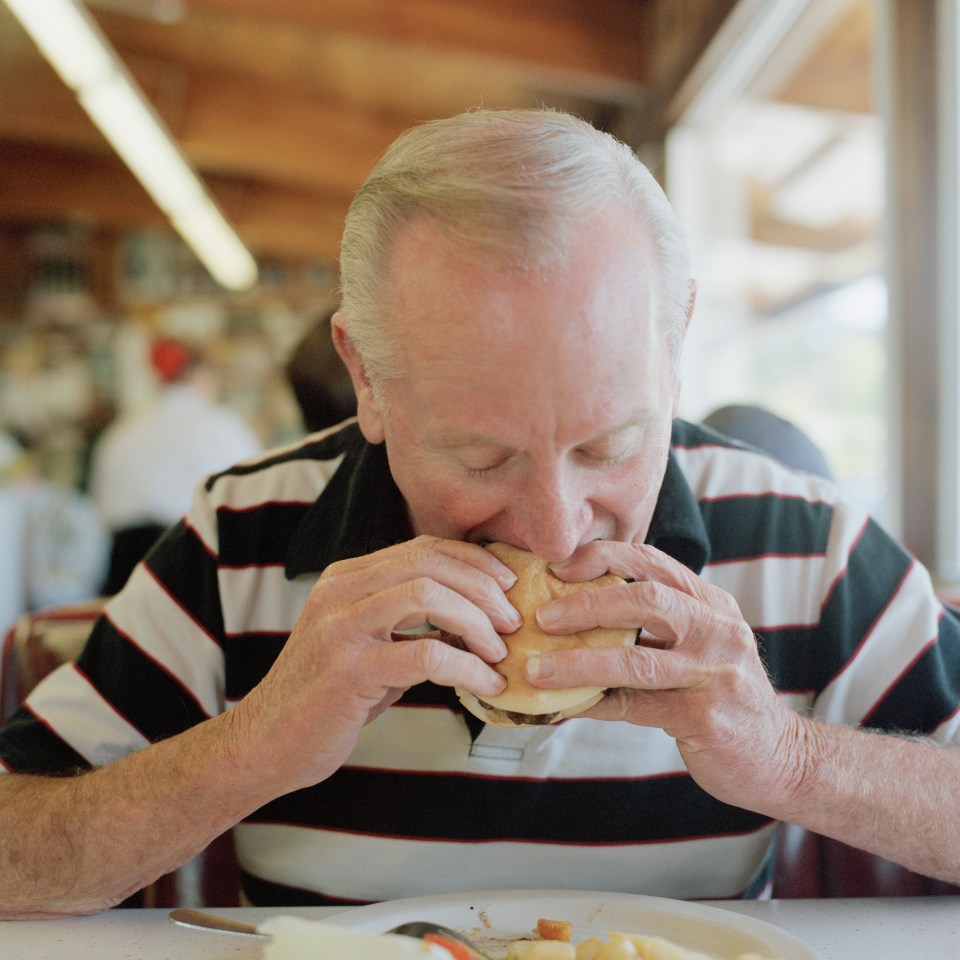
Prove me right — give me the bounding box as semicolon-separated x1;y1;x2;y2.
777;718;960;883
0;709;267;919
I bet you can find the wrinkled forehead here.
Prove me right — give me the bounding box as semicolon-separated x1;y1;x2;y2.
375;207;588;293
381;210;663;340
378;215;675;415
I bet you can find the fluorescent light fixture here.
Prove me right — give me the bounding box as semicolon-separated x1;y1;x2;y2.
171;201;262;292
3;0;258;291
80;76;204;214
4;0;113;88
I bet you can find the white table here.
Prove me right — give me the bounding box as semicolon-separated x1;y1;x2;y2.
2;899;958;960
709;897;959;957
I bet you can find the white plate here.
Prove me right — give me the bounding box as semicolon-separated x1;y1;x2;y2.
326;889;817;959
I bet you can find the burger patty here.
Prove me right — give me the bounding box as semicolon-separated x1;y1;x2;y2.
473;698;562;725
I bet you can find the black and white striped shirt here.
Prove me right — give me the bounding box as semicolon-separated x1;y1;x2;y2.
3;420;959;904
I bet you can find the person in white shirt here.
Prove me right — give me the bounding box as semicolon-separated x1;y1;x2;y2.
89;337;261;593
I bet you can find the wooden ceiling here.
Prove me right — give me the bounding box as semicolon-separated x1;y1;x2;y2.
0;0;740;271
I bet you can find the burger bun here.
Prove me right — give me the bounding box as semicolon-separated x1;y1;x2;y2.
455;542;635;727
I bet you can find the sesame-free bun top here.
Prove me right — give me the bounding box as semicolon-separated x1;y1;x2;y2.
455;542;635;727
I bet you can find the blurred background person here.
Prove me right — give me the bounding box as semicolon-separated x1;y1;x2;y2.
0;429;108;632
0;431;30;632
285;306;356;433
89;336;261;595
702;403;834;481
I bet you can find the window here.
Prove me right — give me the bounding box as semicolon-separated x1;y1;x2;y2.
667;0;890;521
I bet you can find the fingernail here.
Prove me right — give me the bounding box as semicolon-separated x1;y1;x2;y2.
526;654;554;681
536;604;561;630
504;604;523;630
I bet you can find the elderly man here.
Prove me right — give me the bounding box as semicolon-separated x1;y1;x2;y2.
1;109;958;917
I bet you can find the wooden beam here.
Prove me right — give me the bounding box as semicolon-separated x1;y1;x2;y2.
0;40;404;196
1;15;611;201
213;180;347;264
0;37;626;217
0;57;110;155
0;0;743;268
172;68;409;194
93;4;616;110
174;0;656;90
0;143;163;226
0;142;345;264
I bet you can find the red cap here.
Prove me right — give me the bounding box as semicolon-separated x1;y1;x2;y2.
150;338;193;383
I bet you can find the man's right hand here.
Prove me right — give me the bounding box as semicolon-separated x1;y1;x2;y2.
0;536;517;917
230;536;517;791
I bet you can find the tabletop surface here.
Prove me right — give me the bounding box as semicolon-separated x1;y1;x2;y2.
3;898;959;960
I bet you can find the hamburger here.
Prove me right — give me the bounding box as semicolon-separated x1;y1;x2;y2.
454;542;635;727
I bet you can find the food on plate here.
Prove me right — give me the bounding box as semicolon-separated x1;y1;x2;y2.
507;930;784;960
570;932;714;960
508;941;576;959
455;542;635;726
259;915;453;959
423;932;489;960
536;919;574;941
256;916;786;960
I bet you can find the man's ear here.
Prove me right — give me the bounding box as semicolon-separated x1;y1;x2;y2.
685;279;697;334
672;279;697;416
331;312;385;444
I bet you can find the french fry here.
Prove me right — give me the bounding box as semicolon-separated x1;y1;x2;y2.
537;919;574;942
508;940;576;960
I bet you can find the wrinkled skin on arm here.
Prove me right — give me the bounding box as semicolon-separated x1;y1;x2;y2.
0;537;515;918
523;540;960;885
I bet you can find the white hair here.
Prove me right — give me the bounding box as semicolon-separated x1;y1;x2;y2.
338;108;692;382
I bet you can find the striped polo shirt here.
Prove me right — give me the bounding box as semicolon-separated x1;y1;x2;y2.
3;419;959;905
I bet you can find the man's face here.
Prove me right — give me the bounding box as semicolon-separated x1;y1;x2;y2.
345;207;681;564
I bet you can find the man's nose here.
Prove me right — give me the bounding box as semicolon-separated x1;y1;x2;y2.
512;467;588;563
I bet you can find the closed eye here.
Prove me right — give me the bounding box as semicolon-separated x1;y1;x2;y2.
463;458;511;478
446;441;516;478
575;424;646;466
575;444;634;467
578;448;620;464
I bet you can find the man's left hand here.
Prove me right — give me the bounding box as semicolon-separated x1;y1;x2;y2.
526;541;809;815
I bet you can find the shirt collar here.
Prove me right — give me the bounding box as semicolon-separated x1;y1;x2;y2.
285;423;413;579
285;420;709;578
646;426;710;574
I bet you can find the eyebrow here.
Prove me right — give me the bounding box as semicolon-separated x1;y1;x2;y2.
434;418;649;452
431;431;509;451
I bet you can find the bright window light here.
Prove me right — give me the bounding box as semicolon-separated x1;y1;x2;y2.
773;127;884;229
